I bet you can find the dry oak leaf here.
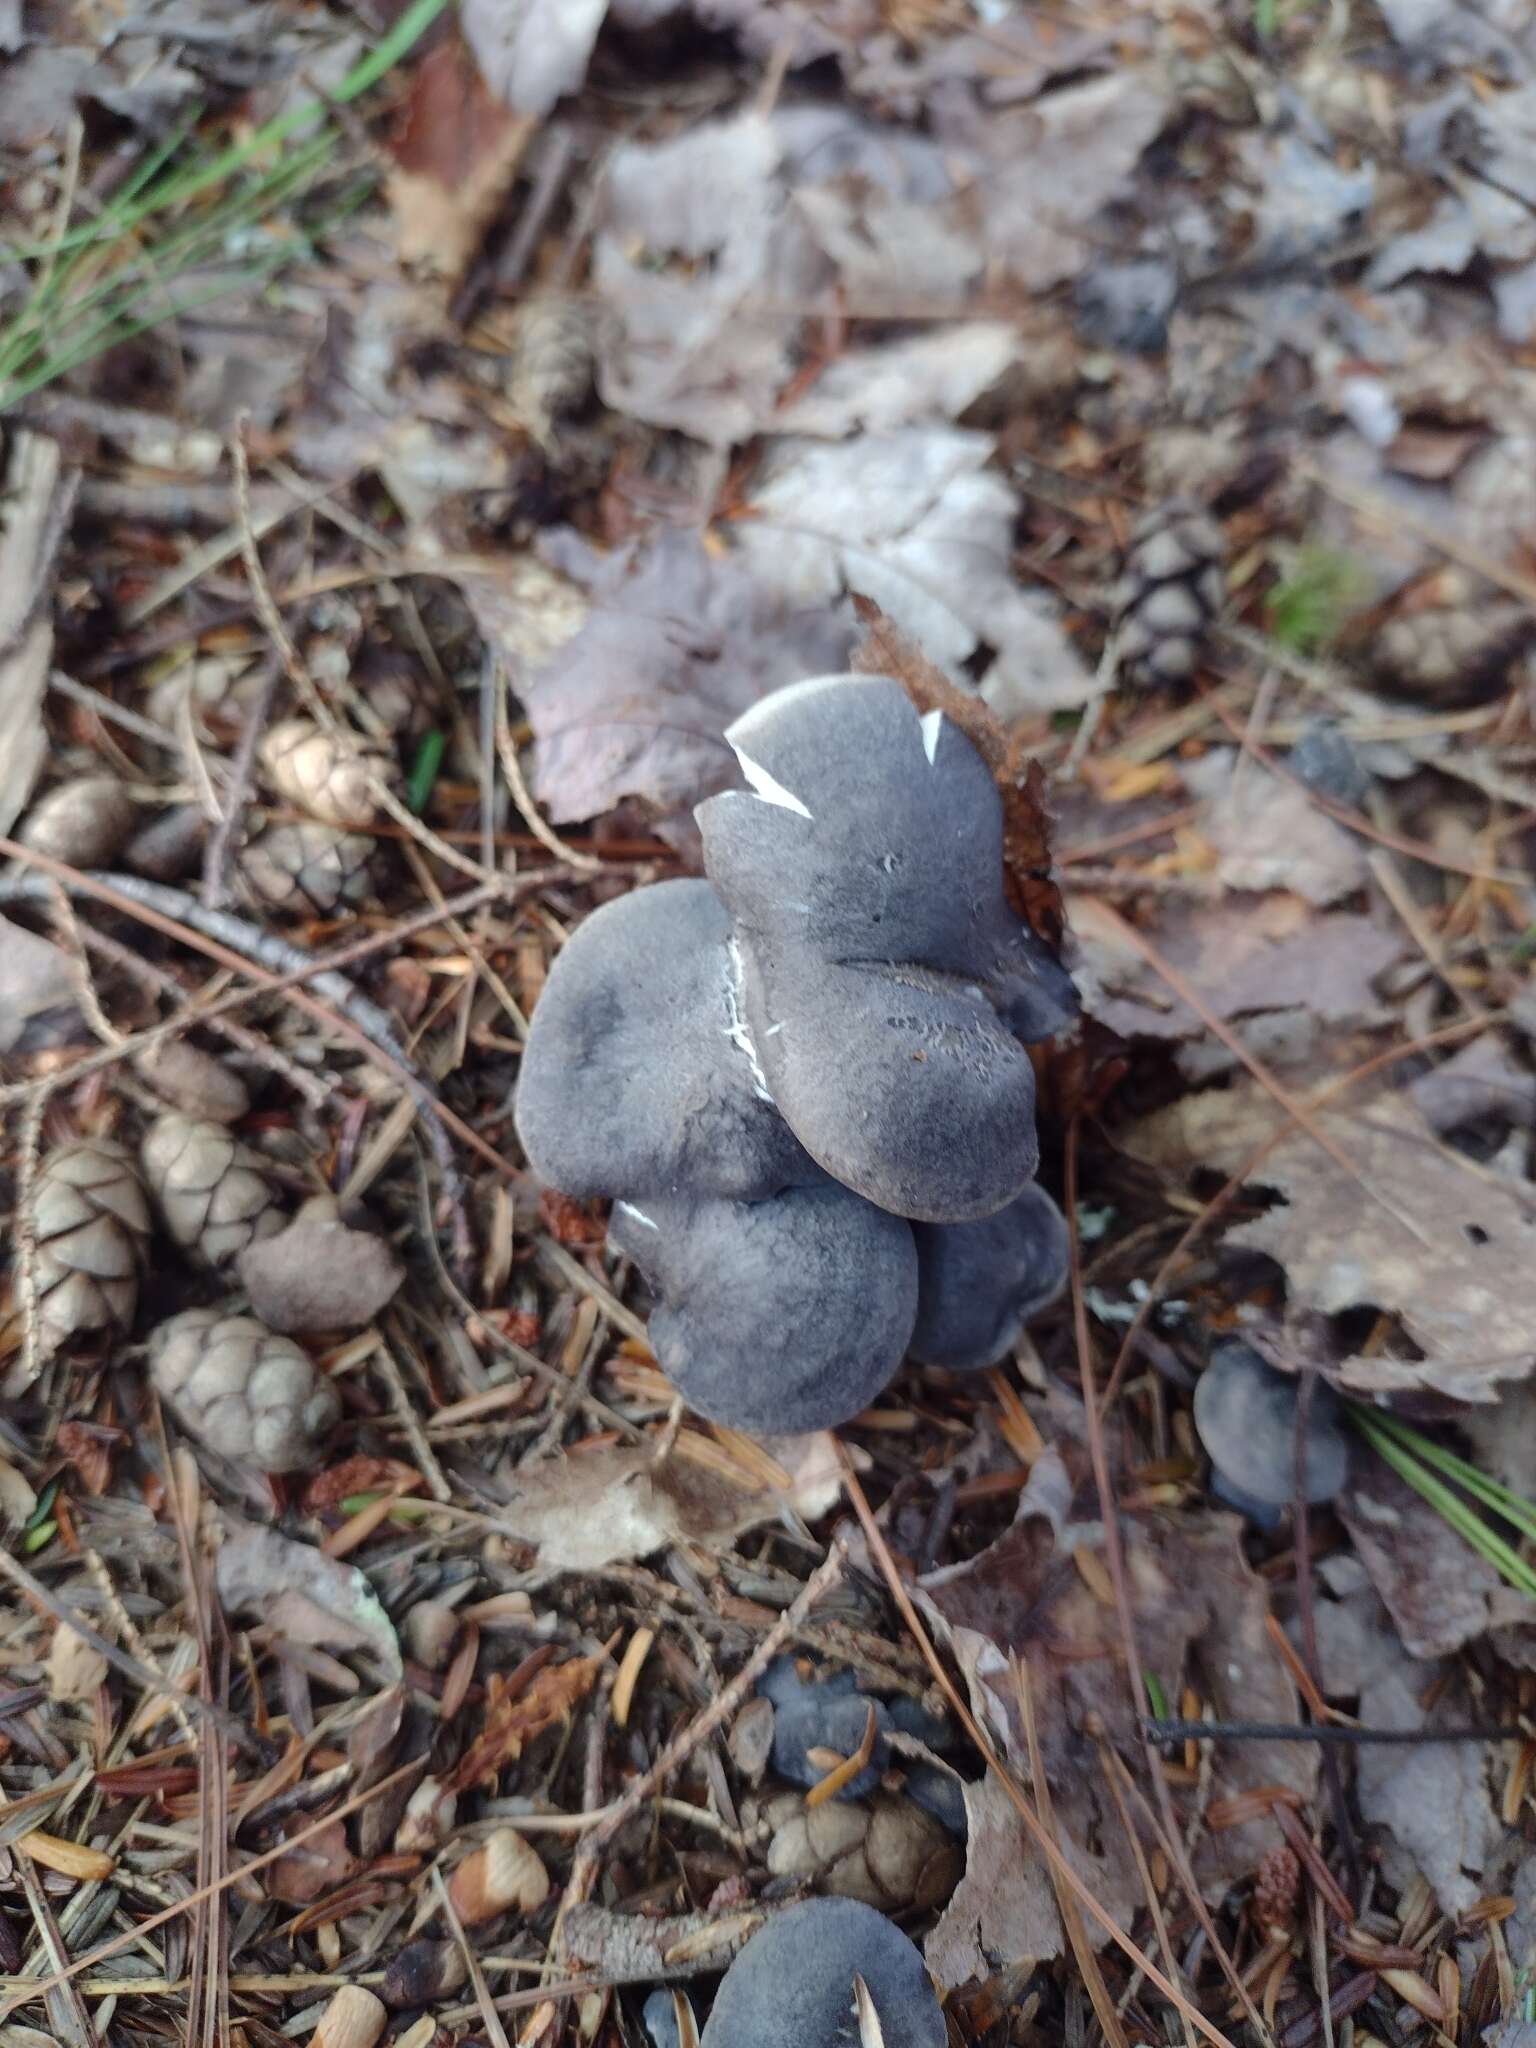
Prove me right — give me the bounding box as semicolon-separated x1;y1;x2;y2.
386;31;534;280
1121;1083;1536;1401
446;1646;612;1793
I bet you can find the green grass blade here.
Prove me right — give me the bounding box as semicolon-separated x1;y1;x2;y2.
4;0;447;274
53;0;449;249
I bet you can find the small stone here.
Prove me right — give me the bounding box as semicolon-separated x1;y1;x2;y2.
19;775;135;868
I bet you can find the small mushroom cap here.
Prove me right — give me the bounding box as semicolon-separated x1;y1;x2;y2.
699;1896;945;2048
909;1183;1070;1371
699;674;1065;1218
758;1658;889;1800
515;879;817;1202
609;1183;917;1435
1193;1341;1350;1510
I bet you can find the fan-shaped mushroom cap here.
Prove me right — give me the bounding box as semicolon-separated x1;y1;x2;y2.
514;879;818;1201
909;1183;1070;1370
699;1896;945;2048
609;1182;917;1434
698;675;1064;1219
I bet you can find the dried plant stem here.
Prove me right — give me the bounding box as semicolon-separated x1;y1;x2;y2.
551;1550;844;1964
12;1093;47;1391
1064;1122;1274;2045
232;425;498;888
836;1450;1243;2048
494;664;604;874
202;655;280;909
0;1762;426;2021
70;917;331;1108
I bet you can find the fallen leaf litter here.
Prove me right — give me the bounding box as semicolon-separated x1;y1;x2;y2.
2;2;1536;2044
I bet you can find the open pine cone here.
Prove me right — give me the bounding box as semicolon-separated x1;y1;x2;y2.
141;1114;284;1269
1114;498;1226;685
240;823;375;915
31;1138;152;1354
260;719;385;831
149;1307;340;1471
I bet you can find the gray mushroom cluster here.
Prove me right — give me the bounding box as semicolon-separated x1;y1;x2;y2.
516;673;1076;1435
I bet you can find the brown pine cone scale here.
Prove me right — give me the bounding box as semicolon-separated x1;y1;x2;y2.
149;1307;340;1471
141;1113;284;1269
31;1138;151;1354
1114;498;1226;685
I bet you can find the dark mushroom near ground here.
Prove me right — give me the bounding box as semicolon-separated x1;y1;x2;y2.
909;1183;1070;1371
758;1657;889;1800
699;1895;945;2048
697;674;1058;1220
608;1182;918;1434
1193;1339;1350;1526
514;878;817;1202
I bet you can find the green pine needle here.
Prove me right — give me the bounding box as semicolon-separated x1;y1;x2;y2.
0;0;450;409
1346;1404;1536;1599
1266;545;1371;656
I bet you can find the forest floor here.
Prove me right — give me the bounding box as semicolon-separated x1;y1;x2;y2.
2;1;1536;2045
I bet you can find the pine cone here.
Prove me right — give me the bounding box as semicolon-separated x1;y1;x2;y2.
140;1113;284;1269
31;1138;151;1355
1253;1842;1300;1933
19;776;136;868
1114;498;1226;685
259;719;386;831
761;1789;960;1913
504;294;598;453
240;823;375;915
1372;572;1530;706
149;1307;340;1471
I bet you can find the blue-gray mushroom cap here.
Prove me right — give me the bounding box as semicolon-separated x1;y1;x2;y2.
514;878;817;1202
700;1896;945;2048
697;674;1062;1220
1193;1341;1349;1510
609;1183;917;1434
910;1183;1070;1371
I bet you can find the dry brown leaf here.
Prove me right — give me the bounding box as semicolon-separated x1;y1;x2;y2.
1337;1455;1534;1660
491;1431;850;1572
908;1443;1313;1984
46;1623;107;1703
446;1647;609;1793
1069;895;1403;1053
1310;1559;1504;1911
216;1525;402;1679
267;1818;358;1905
1121;1084;1536;1400
386;32;535;280
476;528;852;845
